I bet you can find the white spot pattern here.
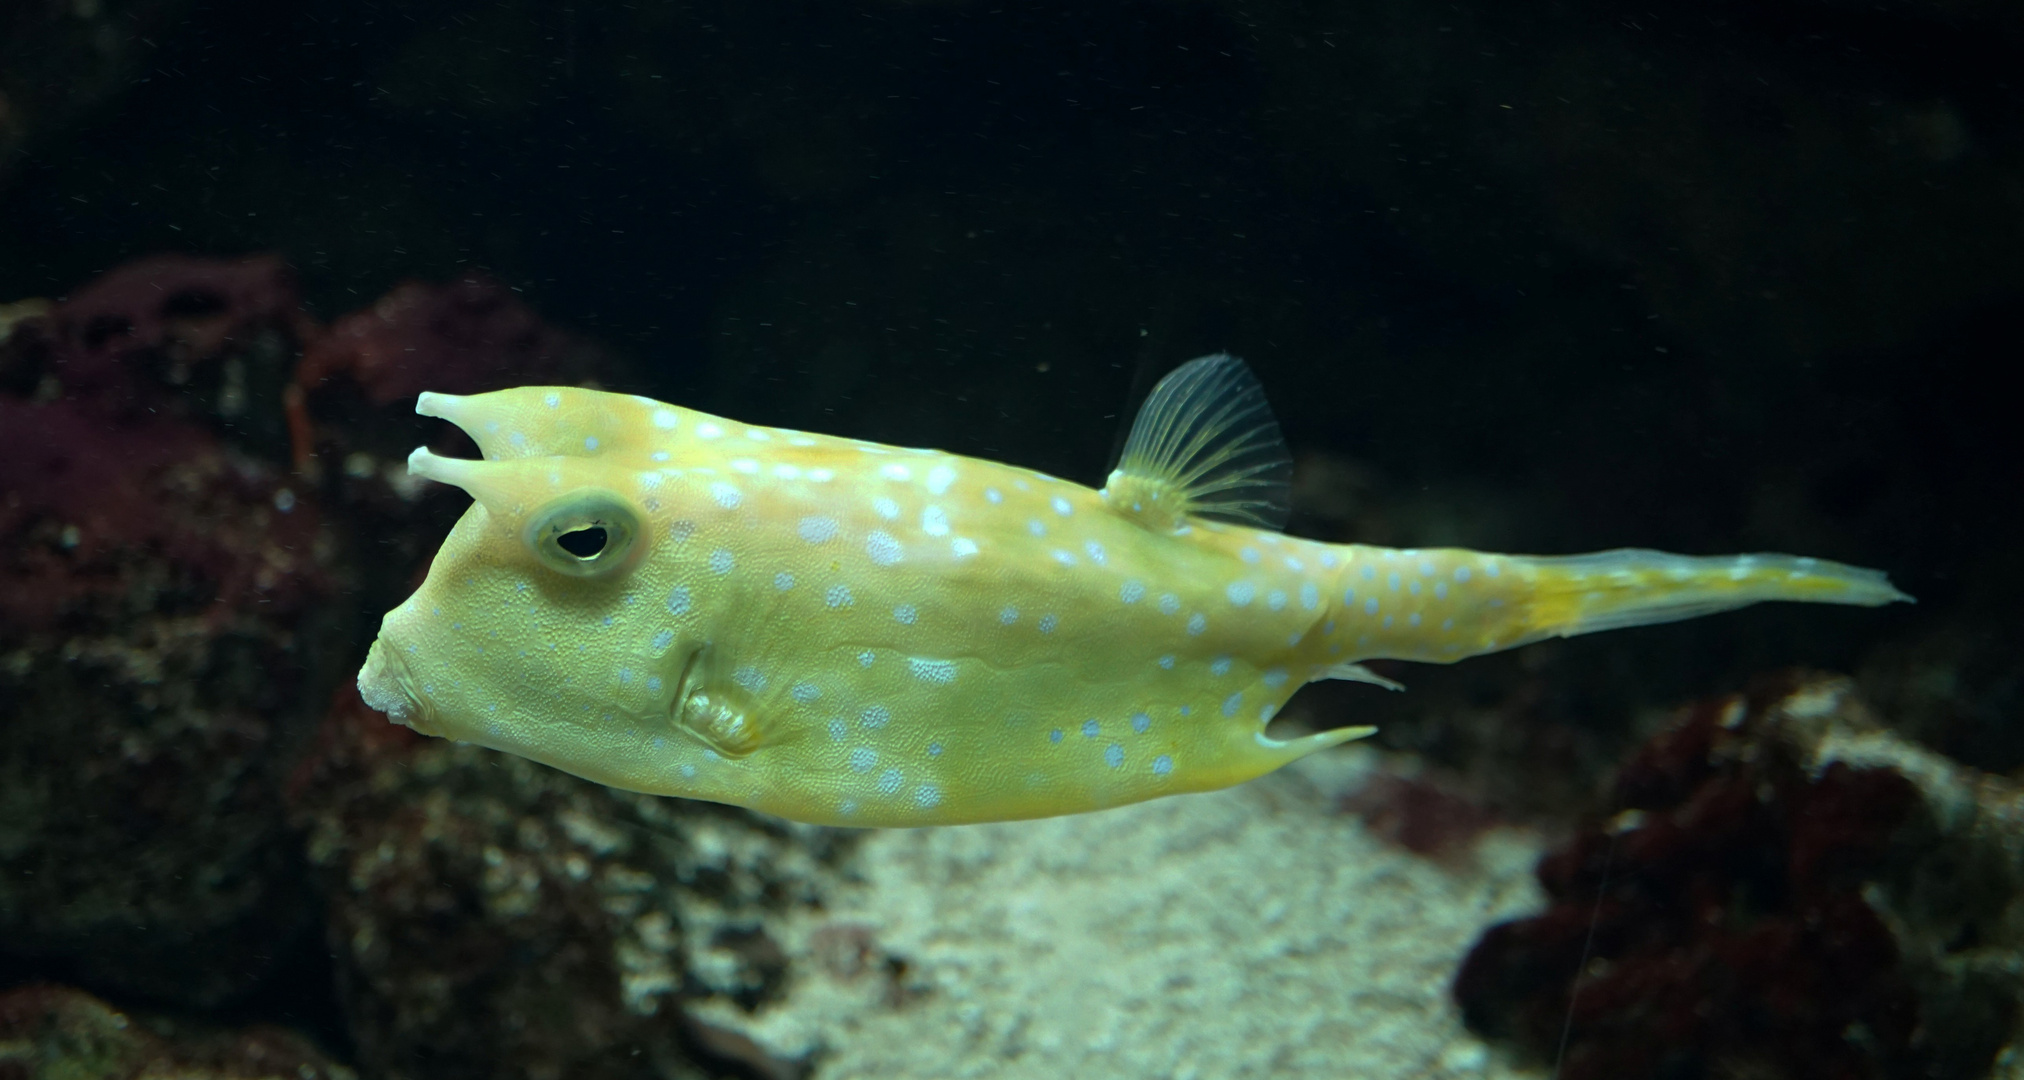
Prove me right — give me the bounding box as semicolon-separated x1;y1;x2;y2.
908;657;958;683
866;531;904;566
798;516;839;543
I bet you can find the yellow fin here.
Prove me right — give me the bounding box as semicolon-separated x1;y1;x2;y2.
1101;353;1293;530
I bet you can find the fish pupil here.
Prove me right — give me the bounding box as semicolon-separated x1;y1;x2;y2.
557;525;608;559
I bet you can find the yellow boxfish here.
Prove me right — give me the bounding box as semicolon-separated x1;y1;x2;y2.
356;354;1908;827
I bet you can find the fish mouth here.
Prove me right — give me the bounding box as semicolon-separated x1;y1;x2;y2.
357;638;438;735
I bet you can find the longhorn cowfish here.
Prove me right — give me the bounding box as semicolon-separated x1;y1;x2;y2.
356;355;1908;827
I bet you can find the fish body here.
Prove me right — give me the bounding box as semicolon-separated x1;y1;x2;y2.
357;356;1908;826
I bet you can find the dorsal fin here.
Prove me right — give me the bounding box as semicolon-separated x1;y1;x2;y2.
1101;353;1293;530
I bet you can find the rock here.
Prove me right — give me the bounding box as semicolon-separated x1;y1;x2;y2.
288;688;850;1080
0;983;353;1080
0;259;340;1008
1455;671;2024;1080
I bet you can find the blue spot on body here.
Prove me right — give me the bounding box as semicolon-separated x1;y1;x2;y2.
1152;755;1174;777
1049;728;1064;744
1104;743;1124;768
877;769;903;795
1082;718;1100;737
1131;712;1151;733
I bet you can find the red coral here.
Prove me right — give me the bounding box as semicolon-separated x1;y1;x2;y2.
295;271;595;405
286;271;608;472
1453;675;1923;1080
35;253;313;410
0;255;329;633
0;398;325;631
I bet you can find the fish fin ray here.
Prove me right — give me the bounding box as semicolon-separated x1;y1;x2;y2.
1322;663;1406;691
1102;353;1293;529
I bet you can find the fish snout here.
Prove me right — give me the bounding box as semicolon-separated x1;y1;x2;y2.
356;638;438;734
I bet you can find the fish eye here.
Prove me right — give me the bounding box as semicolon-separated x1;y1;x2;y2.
557;526;607;558
525;491;642;578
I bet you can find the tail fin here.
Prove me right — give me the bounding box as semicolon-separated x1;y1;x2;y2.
1323;545;1910;665
1514;548;1910;642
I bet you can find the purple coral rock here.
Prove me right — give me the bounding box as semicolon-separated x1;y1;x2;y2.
1453;674;1924;1080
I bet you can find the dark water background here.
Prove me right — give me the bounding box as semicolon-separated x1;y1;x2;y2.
3;2;2021;1078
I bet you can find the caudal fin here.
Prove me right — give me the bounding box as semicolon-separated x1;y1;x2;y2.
1514;548;1910;641
1325;545;1910;665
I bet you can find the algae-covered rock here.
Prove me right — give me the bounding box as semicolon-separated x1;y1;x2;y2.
289;688;854;1080
0;983;353;1080
1457;672;2024;1080
0;258;341;1008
